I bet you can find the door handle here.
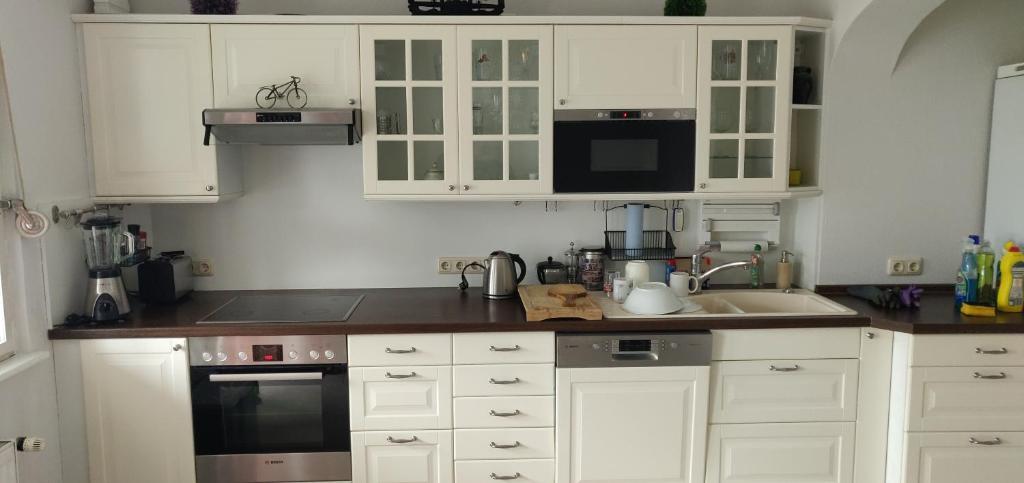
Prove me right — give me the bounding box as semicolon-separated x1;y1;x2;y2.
969;437;1002;446
385;372;418;379
490;473;522;480
385;347;417;354
769;365;800;372
489;345;521;352
489;409;521;417
209;372;323;382
387;436;419;444
976;347;1009;355
973;372;1007;379
489;441;521;449
489;377;521;385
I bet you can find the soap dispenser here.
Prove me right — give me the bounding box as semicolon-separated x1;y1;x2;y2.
777;250;794;290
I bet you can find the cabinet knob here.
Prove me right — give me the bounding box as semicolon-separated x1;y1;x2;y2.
172;344;183;352
559;99;567;105
205;185;215;192
448;185;456;192
699;183;707;190
347;98;356;105
865;332;875;339
463;185;470;191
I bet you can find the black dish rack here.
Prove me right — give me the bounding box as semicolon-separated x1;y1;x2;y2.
603;203;677;261
408;0;505;15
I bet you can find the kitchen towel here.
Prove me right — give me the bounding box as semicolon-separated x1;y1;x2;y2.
719;240;769;253
625;203;644;251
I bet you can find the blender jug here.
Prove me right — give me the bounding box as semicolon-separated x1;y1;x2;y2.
81;216;136;321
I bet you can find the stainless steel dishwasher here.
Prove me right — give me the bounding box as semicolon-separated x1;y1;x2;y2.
555;332;712;483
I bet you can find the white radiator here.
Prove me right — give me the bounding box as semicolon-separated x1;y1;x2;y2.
0;441;16;483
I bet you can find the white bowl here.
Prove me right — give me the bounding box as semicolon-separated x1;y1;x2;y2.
622;282;685;315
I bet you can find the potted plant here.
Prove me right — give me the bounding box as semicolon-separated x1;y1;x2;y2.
664;0;707;16
191;0;238;14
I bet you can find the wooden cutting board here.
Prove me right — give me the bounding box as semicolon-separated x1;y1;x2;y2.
518;284;604;321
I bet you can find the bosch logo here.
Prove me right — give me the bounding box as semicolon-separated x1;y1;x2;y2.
264;460;285;465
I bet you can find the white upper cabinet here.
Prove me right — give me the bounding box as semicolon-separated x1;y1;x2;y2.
211;25;360;108
361;25;460;195
696;26;793;193
554;26;697;109
83;23;240;201
457;25;553;195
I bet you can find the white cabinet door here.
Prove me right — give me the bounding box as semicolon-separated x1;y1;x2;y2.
555;367;708;483
83;24;233;200
554;26;697;109
457;25;553;195
349;366;454;431
695;26;793;193
903;432;1024;483
706;423;855;483
212;25;360;108
361;25;459;195
710;359;859;423
452;332;555;365
352;430;454;483
906;366;1024;432
454;364;555;397
80;338;195;483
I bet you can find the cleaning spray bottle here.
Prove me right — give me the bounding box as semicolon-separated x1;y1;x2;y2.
978;241;996;305
997;242;1024;313
955;237;979;309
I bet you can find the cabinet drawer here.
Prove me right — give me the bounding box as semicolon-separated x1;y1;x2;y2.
352;430;454;483
903;432;1024;483
906;366;1024;432
910;334;1024;367
453;332;554;365
349;366;453;430
712;328;862;361
706;423;855;483
455;429;554;460
349;334;452;367
455;459;554;483
454;396;554;429
710;359;859;423
454;364;554;397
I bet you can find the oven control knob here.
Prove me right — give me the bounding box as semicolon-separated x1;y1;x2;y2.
670;342;679;349
324;350;336;360
216;352;228;362
646;111;654;118
201;352;213;362
237;352;248;361
591;343;601;351
289;351;299;360
673;111;682;119
309;350;321;360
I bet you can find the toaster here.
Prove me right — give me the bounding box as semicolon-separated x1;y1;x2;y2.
138;252;194;304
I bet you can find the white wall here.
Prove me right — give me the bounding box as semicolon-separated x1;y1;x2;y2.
816;0;1024;284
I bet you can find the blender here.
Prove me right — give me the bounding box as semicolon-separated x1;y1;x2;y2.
82;215;135;322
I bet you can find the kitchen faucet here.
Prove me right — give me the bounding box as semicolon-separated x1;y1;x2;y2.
689;243;755;294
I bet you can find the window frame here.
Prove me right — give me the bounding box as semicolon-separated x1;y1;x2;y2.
0;45;17;363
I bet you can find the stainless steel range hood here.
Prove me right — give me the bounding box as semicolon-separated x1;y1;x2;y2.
202;108;361;146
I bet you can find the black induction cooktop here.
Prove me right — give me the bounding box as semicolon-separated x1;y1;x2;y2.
198;294;365;324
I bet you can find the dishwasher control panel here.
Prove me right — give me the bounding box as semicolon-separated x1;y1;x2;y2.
556;332;712;368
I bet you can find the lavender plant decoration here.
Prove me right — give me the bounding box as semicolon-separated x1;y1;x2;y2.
191;0;238;15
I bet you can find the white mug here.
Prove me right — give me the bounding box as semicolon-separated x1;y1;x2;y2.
669;271;692;297
624;260;650;286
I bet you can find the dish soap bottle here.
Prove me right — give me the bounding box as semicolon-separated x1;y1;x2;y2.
997;242;1024;313
750;244;764;288
955;237;979;308
776;250;794;290
977;241;996;305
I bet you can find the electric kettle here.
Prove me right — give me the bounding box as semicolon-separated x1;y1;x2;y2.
460;251;527;299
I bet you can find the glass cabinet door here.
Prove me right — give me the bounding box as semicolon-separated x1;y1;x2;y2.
458;26;552;195
361;26;458;195
697;27;792;192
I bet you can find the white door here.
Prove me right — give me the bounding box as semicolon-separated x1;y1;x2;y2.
81;338;195;483
212;25;360;108
457;25;553;195
352;430;454;483
710;359;860;423
83;24;220;198
695;26;793;193
903;432;1024;483
905;366;1024;432
555;367;709;483
554;26;697;109
361;25;459;195
349;366;454;431
706;422;855;483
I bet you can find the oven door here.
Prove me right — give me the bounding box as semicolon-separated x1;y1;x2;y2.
191;364;350;483
553;110;696;193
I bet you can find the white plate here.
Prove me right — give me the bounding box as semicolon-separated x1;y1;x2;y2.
677;299;704;313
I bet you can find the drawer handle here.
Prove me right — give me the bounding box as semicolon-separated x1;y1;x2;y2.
386;371;418;379
769;365;800;372
969;437;1002;446
489;409;522;417
489;441;521;449
489;377;521;385
976;347;1009;355
490;472;522;480
490;345;521;352
385;347;417;354
973;372;1007;379
387;436;419;444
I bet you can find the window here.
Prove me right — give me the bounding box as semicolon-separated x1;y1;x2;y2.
0;47;15;362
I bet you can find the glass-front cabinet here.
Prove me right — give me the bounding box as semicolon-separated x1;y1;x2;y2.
696;26;793;193
361;26;459;195
457;26;553;194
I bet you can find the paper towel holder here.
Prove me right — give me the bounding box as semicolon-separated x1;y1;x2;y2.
698;201;781;250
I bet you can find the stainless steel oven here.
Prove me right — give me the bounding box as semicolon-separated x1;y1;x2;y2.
189;335;350;483
553;108;696;193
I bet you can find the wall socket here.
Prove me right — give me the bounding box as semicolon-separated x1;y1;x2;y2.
193;258;215;277
887;256;923;276
438;257;487;275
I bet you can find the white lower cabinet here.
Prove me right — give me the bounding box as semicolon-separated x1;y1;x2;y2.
706;423;855;483
906;366;1024;432
352;431;454;483
456;459;555;483
710;359;859;423
902;432;1024;483
80;338;195;483
349;366;454;431
455;428;555;460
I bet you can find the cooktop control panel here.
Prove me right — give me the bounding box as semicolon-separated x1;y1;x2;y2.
188;335;347;366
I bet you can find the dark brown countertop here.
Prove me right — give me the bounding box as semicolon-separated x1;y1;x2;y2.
827;293;1024;334
48;287;872;340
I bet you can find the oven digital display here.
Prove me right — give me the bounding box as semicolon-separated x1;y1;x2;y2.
618;339;652;352
252;345;283;362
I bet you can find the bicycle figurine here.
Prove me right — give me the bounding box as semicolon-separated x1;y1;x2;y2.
256;76;308;108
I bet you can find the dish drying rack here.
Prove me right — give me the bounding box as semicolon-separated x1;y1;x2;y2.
603;203;676;261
